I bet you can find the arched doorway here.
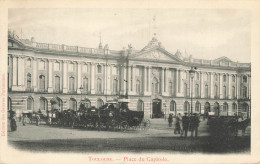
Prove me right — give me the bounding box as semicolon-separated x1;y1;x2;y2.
69;98;77;111
152;99;162;118
81;98;91;108
195;101;201;114
27;97;34;111
39;97;48;112
137;99;144;111
184;101;190;114
241;103;249;119
204;102;210;115
214;102;220;116
50;97;63;111
170;100;176;116
96;99;104;108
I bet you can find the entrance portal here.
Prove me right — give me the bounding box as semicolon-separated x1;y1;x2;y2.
152;99;162;118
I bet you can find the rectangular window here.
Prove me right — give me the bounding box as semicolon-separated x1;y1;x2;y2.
68;63;74;72
83;64;88;72
39;61;45;70
69;77;75;91
55;76;60;91
54;62;60;71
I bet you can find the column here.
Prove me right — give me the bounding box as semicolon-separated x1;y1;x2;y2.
18;57;25;86
48;60;53;92
147;66;151;95
161;68;164;94
210;72;214;98
228;74;232;99
32;58;37;90
248;75;251;99
201;72;204;98
128;65;132;94
12;56;17;86
123;66;127;95
179;69;184;97
247;75;250;98
219;73;223;99
163;68;168;96
236;75;240;99
144;66;147;95
106;64;111;94
62;61;68;93
104;64;107;94
132;65;136;94
77;62;82;93
91;63;95;94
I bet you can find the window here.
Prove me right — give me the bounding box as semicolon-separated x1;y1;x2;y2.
54;62;60;71
215;74;218;81
97;78;102;92
113;79;118;93
242;86;247;98
195;84;199;97
232;75;235;82
112;66;118;75
82;64;88;72
169;82;173;95
39;75;45;90
223;102;228;112
136;80;140;94
68;63;74;72
27;73;31;88
69;77;75;91
27;58;31;68
232;86;236;99
152;78;159;94
136;68;140;76
243;75;247;83
195;102;201;113
97;65;102;73
196;72;199;80
39;61;45;70
184;83;188;97
69;98;77;111
223;75;226;82
232;103;237;113
55;76;60;91
96;99;104;108
137;100;144;111
223;86;227;98
83;77;88;91
39;97;47;111
207;73;210;81
27;97;33;111
205;84;208;98
170;100;176;112
184;101;190;112
214;85;218;97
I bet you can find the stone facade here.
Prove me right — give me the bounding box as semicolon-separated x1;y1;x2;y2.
7;31;251;119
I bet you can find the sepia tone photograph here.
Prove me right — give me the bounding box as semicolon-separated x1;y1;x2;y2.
2;5;257;163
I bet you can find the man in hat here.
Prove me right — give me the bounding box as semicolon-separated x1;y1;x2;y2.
182;112;190;138
190;113;200;138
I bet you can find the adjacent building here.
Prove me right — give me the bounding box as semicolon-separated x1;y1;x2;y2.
7;30;251;119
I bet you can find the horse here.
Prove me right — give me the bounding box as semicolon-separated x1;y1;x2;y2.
228;118;251;136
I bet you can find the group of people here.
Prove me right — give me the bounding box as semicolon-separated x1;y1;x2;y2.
168;112;200;138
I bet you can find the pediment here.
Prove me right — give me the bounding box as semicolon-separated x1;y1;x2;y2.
133;49;182;62
215;56;232;63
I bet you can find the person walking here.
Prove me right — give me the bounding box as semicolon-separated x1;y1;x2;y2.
177;113;183;136
168;114;173;127
190;113;200;138
182;112;190;138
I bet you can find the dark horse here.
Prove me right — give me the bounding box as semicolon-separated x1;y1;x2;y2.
229;118;251;136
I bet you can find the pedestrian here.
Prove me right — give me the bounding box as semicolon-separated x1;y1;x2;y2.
177;113;183;136
182;112;190;138
168;114;173;127
22;114;27;126
173;115;180;134
190;113;200;138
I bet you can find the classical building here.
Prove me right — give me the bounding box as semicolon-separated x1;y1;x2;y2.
7;30;251;119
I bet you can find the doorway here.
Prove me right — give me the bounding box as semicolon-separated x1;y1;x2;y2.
152;99;162;118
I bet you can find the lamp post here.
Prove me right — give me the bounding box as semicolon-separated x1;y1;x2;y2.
189;67;196;115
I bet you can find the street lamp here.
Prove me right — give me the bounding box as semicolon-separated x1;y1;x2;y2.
79;85;83;101
189;67;196;115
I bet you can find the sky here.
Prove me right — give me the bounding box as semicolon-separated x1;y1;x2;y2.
8;8;251;63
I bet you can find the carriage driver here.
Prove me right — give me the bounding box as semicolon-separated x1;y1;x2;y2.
120;102;128;113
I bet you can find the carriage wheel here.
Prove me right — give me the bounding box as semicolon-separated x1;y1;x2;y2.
120;121;129;132
143;119;151;130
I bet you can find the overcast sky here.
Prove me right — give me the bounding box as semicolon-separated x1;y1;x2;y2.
8;8;251;63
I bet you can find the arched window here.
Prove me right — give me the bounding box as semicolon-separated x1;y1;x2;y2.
243;75;247;83
39;97;48;111
97;78;102;92
83;64;88;72
242;86;247;98
232;86;236;99
195;101;201;113
195;84;199;98
152;78;159;94
55;76;60;92
223;74;227;82
27;58;31;68
39;75;45;90
205;84;209;98
69;77;75;91
223;102;228;112
82;98;91;108
137;100;144;111
83;77;88;91
136;80;140;94
57;97;63;111
207;73;210;81
39;60;45;70
223;86;227;98
69;98;77;111
68;63;74;72
96;99;104;108
184;83;188;97
232;103;237;113
54;62;60;71
204;102;210;114
97;65;102;73
215;74;218;81
241;103;249;118
196;72;199;80
169;82;173;95
113;79;118;93
27;97;33;111
27;73;31;89
214;102;219;116
170;100;176;112
112;66;118;75
232;75;235;82
184;101;190;113
214;85;218;97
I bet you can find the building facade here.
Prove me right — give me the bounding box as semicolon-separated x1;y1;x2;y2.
7;31;251;119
